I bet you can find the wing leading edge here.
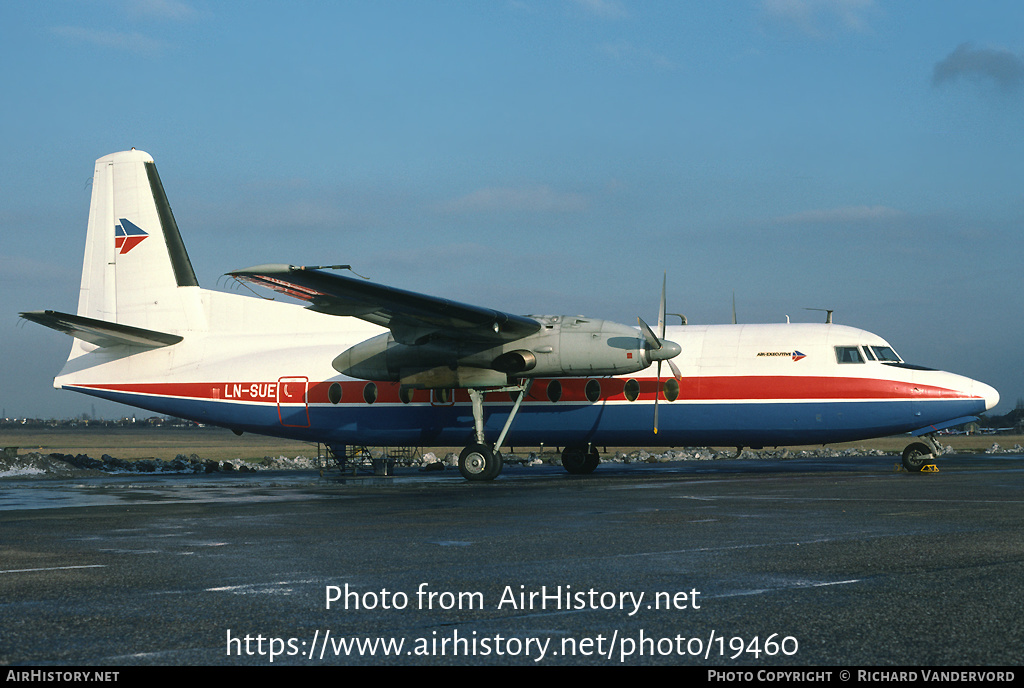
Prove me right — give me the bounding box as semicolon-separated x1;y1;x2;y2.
229;264;541;345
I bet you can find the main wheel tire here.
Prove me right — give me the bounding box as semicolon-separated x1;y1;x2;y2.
561;445;600;474
458;443;503;481
902;442;932;473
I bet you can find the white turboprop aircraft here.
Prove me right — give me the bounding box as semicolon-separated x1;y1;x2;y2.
23;150;999;480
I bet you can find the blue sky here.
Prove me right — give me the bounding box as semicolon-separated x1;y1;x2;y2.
3;0;1022;419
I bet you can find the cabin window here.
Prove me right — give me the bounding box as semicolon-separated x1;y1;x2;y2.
835;346;864;364
399;386;414;404
547;379;562;403
624;379;640;401
664;378;679;402
363;382;378;404
328;382;342;404
585;379;601;403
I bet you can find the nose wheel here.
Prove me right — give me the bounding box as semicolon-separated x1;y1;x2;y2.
902;436;942;473
901;442;934;472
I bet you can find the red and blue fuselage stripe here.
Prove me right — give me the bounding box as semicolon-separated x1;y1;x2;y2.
65;376;987;449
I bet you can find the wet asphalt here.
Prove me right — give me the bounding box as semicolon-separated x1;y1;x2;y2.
1;453;1022;666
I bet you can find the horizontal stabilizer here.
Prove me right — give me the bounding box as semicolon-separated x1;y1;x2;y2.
20;310;183;349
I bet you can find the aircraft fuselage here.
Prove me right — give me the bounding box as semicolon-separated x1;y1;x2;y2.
26;150;999;480
55;294;996;451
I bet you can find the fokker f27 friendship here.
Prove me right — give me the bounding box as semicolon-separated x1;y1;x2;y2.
23;150;999;480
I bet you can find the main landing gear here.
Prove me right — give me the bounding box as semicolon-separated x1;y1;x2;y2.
458;443;503;481
457;383;529;482
901;434;943;473
560;444;600;474
456;382;604;481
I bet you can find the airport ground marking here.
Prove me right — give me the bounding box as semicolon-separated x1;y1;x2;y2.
0;564;107;574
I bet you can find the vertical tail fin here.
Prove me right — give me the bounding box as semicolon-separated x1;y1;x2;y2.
78;150;201;333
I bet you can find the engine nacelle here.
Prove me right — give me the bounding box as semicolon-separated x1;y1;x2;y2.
332;315;674;388
521;315;651;376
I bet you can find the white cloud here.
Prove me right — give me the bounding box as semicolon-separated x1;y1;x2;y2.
570;0;628;20
50;2;199;56
599;40;679;71
436;186;589;214
50;25;168;56
760;0;877;37
124;0;199;22
774;205;905;225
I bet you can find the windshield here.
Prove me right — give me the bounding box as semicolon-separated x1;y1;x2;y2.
835;346;864;364
835;345;903;364
869;346;901;362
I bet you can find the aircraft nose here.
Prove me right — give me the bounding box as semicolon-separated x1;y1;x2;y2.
978;380;1000;411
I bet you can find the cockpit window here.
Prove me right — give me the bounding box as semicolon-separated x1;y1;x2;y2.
870;346;901;362
862;346;876;361
835;346;864;364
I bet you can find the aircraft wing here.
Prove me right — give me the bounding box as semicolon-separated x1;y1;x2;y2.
229;264;542;345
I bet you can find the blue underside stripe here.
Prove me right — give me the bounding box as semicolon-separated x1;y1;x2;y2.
68;387;986;449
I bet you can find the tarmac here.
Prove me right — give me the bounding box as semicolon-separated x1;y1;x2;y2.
1;453;1022;666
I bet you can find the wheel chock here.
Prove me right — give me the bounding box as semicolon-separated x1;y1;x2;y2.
894;463;940;473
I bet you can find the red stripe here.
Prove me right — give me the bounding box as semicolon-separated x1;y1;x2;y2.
73;375;977;405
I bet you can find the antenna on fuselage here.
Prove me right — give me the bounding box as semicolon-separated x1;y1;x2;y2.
805;308;834;324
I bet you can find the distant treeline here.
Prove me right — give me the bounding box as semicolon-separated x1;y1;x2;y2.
979;404;1024;432
2;416;198;429
7;404;1024;433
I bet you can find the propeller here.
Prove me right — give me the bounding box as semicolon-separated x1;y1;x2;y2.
638;273;682;434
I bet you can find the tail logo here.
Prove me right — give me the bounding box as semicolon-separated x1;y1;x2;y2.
115;218;148;255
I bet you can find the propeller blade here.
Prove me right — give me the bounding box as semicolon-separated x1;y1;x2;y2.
658;272;667;340
644;274;681;434
654;360;661;434
638;317;661;351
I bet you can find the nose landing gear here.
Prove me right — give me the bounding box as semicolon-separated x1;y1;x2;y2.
901;435;944;473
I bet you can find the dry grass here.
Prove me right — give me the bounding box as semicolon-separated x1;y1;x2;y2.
2;425;1017;462
0;426;317;462
784;433;1019;454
